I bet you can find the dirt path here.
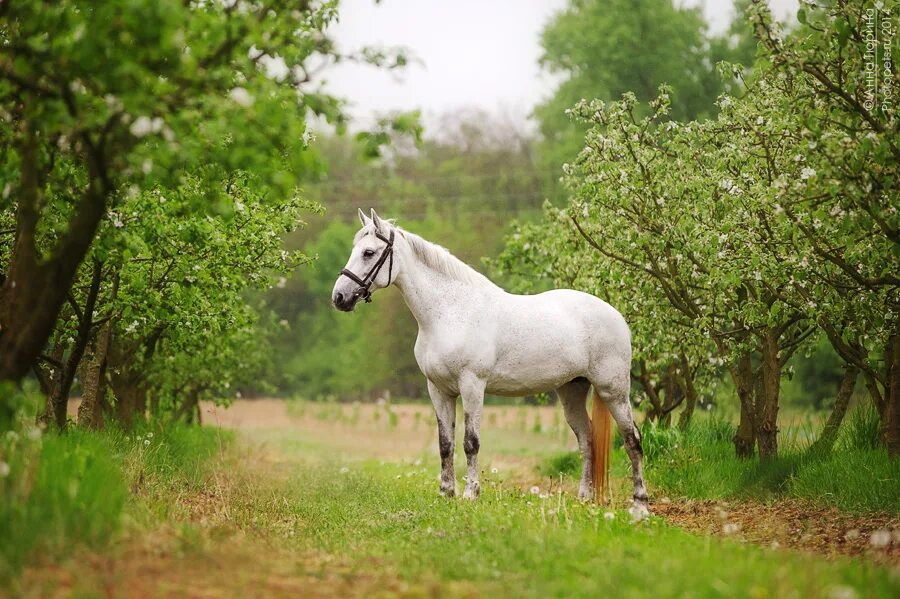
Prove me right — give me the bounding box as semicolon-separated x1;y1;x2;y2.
653;498;900;564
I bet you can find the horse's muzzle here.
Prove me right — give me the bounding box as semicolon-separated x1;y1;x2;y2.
333;292;357;312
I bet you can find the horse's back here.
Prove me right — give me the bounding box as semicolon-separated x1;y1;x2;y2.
472;288;631;395
505;288;630;349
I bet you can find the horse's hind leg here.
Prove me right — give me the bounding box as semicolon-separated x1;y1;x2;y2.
591;366;649;515
428;379;457;497
557;378;593;500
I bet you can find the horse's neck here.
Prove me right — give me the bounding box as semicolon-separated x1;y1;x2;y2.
393;240;485;329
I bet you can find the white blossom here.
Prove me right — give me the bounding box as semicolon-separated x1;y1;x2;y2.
229;87;254;108
129;116;163;137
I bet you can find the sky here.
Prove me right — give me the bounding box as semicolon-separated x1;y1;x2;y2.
322;0;799;134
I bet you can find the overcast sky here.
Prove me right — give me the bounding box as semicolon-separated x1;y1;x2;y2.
322;0;799;134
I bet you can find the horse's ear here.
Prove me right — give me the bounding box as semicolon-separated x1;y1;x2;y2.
370;209;385;232
358;208;371;227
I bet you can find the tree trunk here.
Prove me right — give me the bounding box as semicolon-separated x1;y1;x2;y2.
809;364;859;455
731;352;756;459
43;260;104;431
0;125;110;398
882;320;900;457
38;341;65;428
78;272;118;429
677;354;698;430
756;330;781;460
78;326;112;429
109;367;147;429
637;359;664;423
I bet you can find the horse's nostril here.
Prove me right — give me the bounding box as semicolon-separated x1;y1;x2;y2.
335;292;344;305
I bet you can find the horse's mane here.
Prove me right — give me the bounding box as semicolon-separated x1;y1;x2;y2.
354;222;499;289
389;226;499;290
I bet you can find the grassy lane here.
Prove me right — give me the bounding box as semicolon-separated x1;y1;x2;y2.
8;400;899;597
231;426;898;599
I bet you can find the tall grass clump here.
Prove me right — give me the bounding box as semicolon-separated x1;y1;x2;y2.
0;421;232;582
840;405;882;451
643;410;900;513
538;450;581;478
0;427;126;580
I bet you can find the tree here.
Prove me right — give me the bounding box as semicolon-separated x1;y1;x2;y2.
0;0;344;425
502;0;899;458
534;0;753;201
746;0;899;454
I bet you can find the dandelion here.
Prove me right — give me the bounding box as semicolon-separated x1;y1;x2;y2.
723;522;741;535
530;485;540;495
603;511;615;521
146;432;154;439
0;462;10;477
844;529;861;541
828;586;857;599
143;439;150;446
26;427;41;441
490;467;498;474
339;466;350;474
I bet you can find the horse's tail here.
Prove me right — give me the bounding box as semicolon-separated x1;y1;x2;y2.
591;388;613;504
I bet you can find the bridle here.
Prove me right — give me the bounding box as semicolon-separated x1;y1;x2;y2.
339;229;394;303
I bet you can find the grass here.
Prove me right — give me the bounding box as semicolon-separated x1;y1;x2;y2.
8;398;898;597
231;444;898;598
0;422;232;582
537;410;900;514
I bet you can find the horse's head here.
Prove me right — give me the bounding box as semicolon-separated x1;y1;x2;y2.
332;209;397;312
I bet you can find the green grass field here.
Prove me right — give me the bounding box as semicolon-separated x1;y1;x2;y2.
3;399;899;597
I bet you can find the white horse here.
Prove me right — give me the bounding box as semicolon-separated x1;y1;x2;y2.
332;209;648;516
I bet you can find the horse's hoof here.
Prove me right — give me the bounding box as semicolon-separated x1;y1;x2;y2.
462;484;480;500
577;484;592;501
629;501;650;522
439;484;457;498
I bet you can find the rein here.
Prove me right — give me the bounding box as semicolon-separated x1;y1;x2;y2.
339;229;394;303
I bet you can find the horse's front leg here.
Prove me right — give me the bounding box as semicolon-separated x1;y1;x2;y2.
428;379;457;497
460;376;486;500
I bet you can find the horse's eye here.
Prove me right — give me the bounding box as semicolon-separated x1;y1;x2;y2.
363;249;376;258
